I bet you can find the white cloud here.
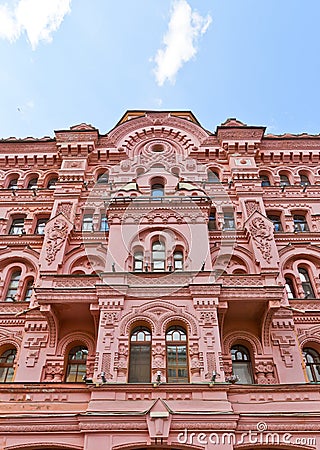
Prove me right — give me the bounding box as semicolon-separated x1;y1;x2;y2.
0;0;71;49
154;0;212;86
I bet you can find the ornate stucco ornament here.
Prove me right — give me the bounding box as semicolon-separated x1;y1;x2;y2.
249;216;272;263
45;217;69;265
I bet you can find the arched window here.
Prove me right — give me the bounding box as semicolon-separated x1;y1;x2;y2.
166;326;188;383
128;327;151;383
133;251;144;272
173;251;183;270
9;218;25;235
151;183;164;198
303;348;320;382
279;173;290;186
267;214;283;232
298;267;315;298
4;270;21;301
8;178;18;189
207;170;220;183
47;177;57;189
260;175;271;187
152;241;166;271
0;348;17;382
97;173;109;184
231;345;253;384
293;214;309;232
285;277;296;299
300;174;310;186
23;279;34;302
65;345;88;382
27;177;38;189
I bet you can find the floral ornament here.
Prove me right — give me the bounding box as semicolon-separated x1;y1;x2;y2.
249;217;272;263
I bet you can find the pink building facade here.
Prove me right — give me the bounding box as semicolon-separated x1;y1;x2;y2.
0;111;320;450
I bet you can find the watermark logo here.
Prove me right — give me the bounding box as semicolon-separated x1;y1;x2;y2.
177;422;317;447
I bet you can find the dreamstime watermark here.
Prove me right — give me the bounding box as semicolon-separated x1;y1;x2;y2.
82;150;237;297
176;422;317;447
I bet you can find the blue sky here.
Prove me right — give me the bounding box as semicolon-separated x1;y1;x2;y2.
0;0;320;138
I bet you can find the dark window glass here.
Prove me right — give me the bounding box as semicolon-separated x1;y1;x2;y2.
100;214;109;231
294;214;309;232
285;277;296;299
97;173;109;184
280;174;290;186
208;211;217;230
304;348;320;382
268;214;283;232
47;178;57;189
36;218;48;235
129;327;151;383
152;241;166;271
5;271;21;301
133;251;144;272
300;174;310;186
8;179;18;189
173;251;183;270
0;348;16;382
223;211;235;230
9;218;25;235
231;345;253;384
82;215;94;232
151;183;164;198
27;178;38;189
260;175;271;186
23;279;34;302
65;346;88;382
298;267;315;298
207;170;220;183
166;326;188;383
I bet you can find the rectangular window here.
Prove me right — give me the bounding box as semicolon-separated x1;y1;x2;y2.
9;218;25;235
100;214;109;232
82;214;94;232
223;211;235;230
128;345;151;382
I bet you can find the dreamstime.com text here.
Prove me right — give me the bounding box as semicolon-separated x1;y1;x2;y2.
177;422;317;447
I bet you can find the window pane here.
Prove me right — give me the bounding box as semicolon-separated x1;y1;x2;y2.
47;178;57;188
152;241;165;271
82;215;93;231
23;280;33;302
294;215;309;232
298;268;315;298
8;179;18;189
128;345;151;382
231;345;253;384
65;346;88;382
100;214;109;231
151;184;164;197
304;348;320;382
0;349;16;382
97;174;109;184
36;219;48;235
300;175;310;186
9;218;25;235
28;178;38;188
260;175;271;186
5;270;21;301
166;326;188;383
